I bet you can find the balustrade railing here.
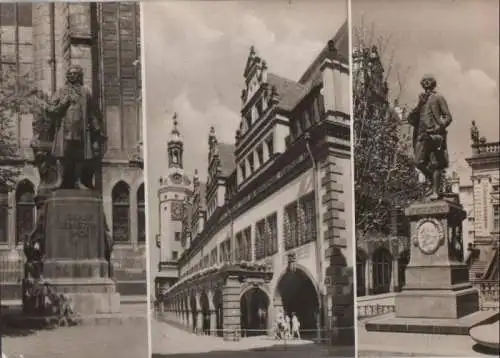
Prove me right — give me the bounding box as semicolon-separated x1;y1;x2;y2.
472;279;499;305
472;141;500;155
357;304;395;320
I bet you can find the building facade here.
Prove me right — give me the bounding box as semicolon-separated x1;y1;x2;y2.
464;129;499;282
156;22;354;343
0;2;146;300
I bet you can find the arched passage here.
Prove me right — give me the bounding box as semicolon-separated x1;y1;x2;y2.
200;291;210;334
213;288;223;337
398;250;410;291
356;249;367;297
372;248;393;294
240;287;269;337
275;268;319;338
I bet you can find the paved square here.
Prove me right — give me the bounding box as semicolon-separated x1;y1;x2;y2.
2;320;148;358
151;319;354;357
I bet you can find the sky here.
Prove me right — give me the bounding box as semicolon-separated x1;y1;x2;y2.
352;0;499;186
141;0;347;244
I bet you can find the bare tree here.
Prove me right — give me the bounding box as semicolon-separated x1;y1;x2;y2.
353;21;427;239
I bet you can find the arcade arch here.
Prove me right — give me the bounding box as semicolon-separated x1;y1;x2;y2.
274;267;319;338
240;287;269;337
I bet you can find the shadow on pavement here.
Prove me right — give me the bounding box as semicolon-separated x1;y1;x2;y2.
152;343;355;358
472;343;500;356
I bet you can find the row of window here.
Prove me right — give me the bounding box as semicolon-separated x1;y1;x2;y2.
239;134;274;183
0;180;145;244
289;93;325;142
181;191;316;277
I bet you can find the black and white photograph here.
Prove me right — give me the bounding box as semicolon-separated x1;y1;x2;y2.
1;3;147;358
142;1;354;357
353;0;499;356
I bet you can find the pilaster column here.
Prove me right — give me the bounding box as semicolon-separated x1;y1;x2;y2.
7;189;16;250
392;258;399;292
187;297;193;330
208;291;217;336
129;191;138;246
364;260;370;295
367;258;373;295
195;292;203;334
223;277;241;341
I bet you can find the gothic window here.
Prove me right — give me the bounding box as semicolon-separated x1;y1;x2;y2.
300;192;316;244
112;181;130;242
255;219;266;260
0;185;9;243
243;226;251;261
284;201;298;251
235;232;242;262
267;212;278;255
15;180;35;244
137;184;145;243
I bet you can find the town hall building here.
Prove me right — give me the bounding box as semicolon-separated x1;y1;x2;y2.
154;21;354;343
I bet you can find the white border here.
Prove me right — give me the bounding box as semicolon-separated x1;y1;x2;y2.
139;3;153;357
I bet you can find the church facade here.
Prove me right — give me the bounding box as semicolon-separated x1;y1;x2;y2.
0;2;146;300
155;22;354;343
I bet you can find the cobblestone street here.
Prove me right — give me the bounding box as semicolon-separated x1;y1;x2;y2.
151;319;354;357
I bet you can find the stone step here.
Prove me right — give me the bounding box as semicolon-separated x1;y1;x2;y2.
116;280;147;296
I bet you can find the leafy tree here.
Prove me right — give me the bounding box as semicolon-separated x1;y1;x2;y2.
0;66;46;187
352;23;427;238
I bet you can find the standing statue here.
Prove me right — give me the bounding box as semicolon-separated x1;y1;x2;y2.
41;65;105;190
470;120;480;145
407;75;453;200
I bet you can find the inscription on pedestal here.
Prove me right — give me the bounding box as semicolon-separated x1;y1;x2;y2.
59;214;93;242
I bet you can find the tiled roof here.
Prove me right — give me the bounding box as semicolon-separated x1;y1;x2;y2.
267;73;307;112
217;143;236;177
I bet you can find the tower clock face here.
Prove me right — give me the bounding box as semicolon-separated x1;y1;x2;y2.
171;201;184;220
171;173;182;184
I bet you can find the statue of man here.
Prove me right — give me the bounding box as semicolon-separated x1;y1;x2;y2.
44;65;105;190
407;75;453;200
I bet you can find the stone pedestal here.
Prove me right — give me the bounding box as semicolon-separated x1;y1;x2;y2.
43;190;120;314
366;198;496;335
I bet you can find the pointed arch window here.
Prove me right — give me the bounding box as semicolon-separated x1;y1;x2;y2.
137;184;145;243
112;181;130;242
15;180;35;243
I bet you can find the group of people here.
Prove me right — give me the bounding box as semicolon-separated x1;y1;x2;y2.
274;309;301;340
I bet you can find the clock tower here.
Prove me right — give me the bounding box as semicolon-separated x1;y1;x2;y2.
155;113;192;295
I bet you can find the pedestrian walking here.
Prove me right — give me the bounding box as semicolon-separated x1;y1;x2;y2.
285;314;291;339
291;312;301;339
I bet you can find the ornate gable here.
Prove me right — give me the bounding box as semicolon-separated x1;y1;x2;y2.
241;46;268;107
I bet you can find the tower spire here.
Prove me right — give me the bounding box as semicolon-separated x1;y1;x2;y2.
168;112;183;169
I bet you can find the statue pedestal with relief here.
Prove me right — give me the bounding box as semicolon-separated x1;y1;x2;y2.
366;195;496;335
